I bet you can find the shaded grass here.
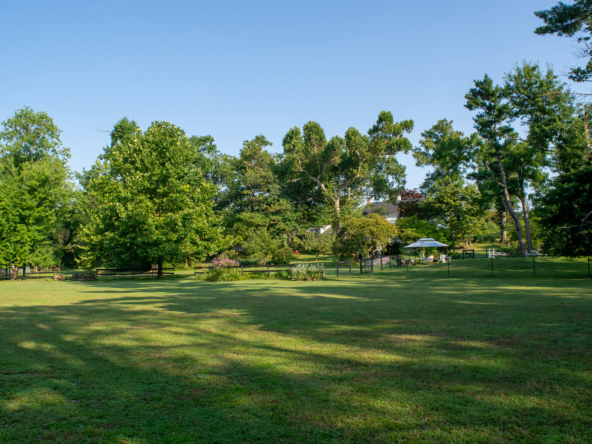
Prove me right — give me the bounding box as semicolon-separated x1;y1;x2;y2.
0;261;591;443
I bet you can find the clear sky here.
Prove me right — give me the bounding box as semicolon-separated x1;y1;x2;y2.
0;0;584;189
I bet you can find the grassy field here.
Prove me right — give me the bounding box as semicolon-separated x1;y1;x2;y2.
1;259;591;443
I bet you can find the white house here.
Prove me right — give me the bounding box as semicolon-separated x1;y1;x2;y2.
306;225;332;235
362;200;400;224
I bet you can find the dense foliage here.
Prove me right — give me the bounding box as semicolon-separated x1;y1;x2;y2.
537;163;592;256
337;214;398;259
78;120;229;277
0;108;74;268
282;112;412;234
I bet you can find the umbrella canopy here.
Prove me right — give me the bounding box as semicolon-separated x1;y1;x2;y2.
404;238;449;249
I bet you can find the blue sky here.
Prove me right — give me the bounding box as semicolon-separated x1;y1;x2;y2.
1;0;584;188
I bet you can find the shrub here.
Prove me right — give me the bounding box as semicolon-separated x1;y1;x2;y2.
290;263;325;281
291;265;309;281
205;258;241;282
217;250;240;261
303;232;335;260
306;263;324;280
241;227;279;258
242;272;267;280
275;270;292;280
269;247;293;265
205;268;241;282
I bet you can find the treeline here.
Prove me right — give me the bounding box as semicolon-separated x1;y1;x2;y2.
1;1;591;275
0;110;410;275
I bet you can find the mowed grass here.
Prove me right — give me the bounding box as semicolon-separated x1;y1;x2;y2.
0;259;591;443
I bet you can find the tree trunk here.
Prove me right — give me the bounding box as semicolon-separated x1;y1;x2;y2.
157;257;163;279
500;210;507;244
496;155;528;257
332;199;340;236
519;196;534;252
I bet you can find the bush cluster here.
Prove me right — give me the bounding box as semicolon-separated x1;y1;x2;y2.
268;247;293;265
205;258;241;282
290;264;324;281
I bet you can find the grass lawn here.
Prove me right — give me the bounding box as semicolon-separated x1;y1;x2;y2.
1;259;591;443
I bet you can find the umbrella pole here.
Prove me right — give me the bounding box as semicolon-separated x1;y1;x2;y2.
447;246;449;278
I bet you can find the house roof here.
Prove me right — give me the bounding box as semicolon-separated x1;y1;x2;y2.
362;201;399;217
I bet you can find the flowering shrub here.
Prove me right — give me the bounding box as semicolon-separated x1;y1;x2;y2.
206;258;241;282
291;264;309;281
211;258;239;269
307;264;324;280
290;263;325;281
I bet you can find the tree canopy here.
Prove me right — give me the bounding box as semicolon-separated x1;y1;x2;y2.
0;108;73;268
79;120;229;277
535;0;592;82
282;111;413;234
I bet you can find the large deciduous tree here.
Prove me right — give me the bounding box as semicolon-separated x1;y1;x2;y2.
218;135;301;253
413;120;492;240
413;119;476;192
396;189;426;219
0;107;73;269
423;177;483;248
79;120;229;277
337;214;398;260
282;111;413;235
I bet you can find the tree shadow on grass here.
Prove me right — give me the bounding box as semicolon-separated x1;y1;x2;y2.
0;278;591;443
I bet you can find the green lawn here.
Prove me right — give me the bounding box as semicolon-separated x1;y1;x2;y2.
1;259;591;443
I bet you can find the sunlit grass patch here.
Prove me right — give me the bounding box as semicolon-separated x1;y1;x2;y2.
0;265;591;443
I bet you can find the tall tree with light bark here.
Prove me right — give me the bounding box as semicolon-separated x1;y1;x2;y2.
282;111;413;235
464;75;532;256
503;63;574;251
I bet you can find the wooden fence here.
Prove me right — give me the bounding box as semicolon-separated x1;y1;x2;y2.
96;267;175;279
0;266;61;280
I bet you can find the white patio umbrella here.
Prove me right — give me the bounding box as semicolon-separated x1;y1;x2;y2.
404;238;449;249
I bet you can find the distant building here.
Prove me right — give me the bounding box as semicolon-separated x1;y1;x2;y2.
363;193;425;224
362;201;400;224
306;225;332;235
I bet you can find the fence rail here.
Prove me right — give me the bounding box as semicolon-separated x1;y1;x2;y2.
356;256;591;280
0;266;62;280
3;256;588;283
22;271;57;280
96;268;175;279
